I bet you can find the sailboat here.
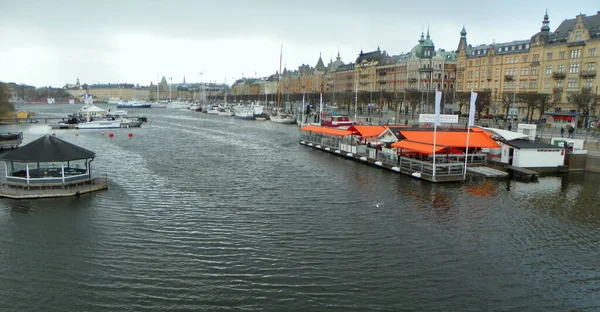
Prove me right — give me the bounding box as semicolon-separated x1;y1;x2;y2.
270;44;297;124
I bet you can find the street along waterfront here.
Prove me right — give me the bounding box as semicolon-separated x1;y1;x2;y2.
1;104;599;311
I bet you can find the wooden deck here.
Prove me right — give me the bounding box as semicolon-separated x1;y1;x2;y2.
0;177;108;199
506;166;539;182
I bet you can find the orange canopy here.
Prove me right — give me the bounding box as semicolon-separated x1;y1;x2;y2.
392;140;462;155
301;125;353;137
347;125;386;138
398;130;499;148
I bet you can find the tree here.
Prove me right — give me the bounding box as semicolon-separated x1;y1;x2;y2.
454;91;470;115
498;91;515;117
474;90;491;116
405;89;421;119
0;82;16;117
535;93;551;120
568;88;596;126
517;92;543;121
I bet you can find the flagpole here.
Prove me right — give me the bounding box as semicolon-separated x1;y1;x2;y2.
463;90;477;178
301;92;305;127
433;89;441;179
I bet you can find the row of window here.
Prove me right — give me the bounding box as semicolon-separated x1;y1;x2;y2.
545;62;595;74
462;48;597;67
461;77;594;90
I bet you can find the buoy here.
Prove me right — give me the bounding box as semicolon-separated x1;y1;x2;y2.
101;131;105;136
108;133;114;138
75;132;79;136
128;133;133;137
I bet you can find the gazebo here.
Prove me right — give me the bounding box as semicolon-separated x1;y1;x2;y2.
0;134;108;199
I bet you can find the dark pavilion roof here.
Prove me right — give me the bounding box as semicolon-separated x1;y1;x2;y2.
0;135;95;162
356;47;390;64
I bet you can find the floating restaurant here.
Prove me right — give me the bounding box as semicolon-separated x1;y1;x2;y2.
0;135;108;199
299;124;501;183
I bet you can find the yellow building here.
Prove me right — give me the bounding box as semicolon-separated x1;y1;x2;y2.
456;11;600;119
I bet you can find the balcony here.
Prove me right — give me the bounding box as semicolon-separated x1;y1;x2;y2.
408;78;417;82
530;61;540;67
552;72;566;79
457;67;465;71
359;81;369;85
359;73;369;78
581;70;597;78
418;67;433;72
504;75;514;81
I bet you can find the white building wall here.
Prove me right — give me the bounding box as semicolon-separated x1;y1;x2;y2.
514;149;565;168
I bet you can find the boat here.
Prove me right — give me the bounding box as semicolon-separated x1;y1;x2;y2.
321;115;355;129
270;107;297;124
107;97;121;104
252;104;267;120
234;105;255;120
116;100;151;108
270;44;297;125
206;104;219;114
217;107;234;116
0;132;23;149
151;102;168;108
75;118;143;129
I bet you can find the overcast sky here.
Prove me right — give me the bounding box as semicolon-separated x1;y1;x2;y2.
1;1;598;88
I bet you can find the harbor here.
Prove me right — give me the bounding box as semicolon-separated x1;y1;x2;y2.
1;104;599;311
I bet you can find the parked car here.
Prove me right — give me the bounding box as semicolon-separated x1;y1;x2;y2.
481;114;494;119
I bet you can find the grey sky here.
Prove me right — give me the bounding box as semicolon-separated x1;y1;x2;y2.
1;0;598;87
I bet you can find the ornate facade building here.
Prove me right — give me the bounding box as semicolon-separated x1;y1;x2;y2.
456;11;600;116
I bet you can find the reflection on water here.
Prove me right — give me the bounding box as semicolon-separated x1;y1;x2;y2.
1;104;600;311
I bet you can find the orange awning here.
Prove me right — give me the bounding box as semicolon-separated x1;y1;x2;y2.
398;130;499;148
392;140;450;154
301;125;353;137
347;125;386;137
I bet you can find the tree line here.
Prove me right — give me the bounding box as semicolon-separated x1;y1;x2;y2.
0;83;17;117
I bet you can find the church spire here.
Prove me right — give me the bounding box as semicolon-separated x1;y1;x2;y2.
336;50;341;60
541;9;550;32
426;26;430;39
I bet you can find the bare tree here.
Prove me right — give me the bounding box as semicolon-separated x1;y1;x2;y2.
0;83;16;117
455;91;470;115
535;93;552;120
517;92;543;121
568;88;596;126
475;90;492;117
498;91;515;117
405;89;421;119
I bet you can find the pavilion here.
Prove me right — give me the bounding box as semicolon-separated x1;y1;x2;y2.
0;134;108;199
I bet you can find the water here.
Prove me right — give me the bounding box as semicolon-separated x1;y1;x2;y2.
1;104;600;311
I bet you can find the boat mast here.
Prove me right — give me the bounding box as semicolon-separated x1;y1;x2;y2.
276;44;282;109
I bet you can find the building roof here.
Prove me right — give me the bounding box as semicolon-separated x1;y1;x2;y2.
315;55;326;71
356;47;390;64
554;12;600;38
0;135;95;162
505;139;563;149
398;130;500;148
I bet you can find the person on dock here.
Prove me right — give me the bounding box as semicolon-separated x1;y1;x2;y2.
560;126;565;138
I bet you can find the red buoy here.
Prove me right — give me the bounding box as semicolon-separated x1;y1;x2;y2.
109;133;114;138
128;133;133;137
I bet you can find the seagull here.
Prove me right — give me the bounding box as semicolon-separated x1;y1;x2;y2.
371;203;383;207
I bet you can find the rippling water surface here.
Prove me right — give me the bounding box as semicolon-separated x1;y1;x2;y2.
1;104;600;311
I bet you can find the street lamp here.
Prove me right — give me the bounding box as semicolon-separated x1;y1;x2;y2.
354;68;359;123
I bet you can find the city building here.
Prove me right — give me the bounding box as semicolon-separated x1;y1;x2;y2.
456;11;600;121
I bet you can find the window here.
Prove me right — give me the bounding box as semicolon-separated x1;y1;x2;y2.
519;80;528;89
590;48;597;57
520;67;529;76
545;65;552;74
482;59;487;66
533;54;539;62
495;69;499;77
569;49;581;58
458;72;463;79
559;51;565;60
567;78;578;89
457;82;462;90
468;71;473;78
495;81;499;88
505;57;510;64
459;61;464;68
469;61;473;67
522;55;529;63
587;63;596;72
546;52;553;61
557;80;563;88
467;82;472;89
474;82;478;89
530;80;537;89
475;70;479;78
558;64;564;73
482;70;485;77
575;31;582;41
568;63;580;73
504;68;509;75
586;79;593;89
544;78;550;89
496;57;500;64
531;66;538;75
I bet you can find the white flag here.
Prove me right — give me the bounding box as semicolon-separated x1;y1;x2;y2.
468;91;478;127
434;90;442;125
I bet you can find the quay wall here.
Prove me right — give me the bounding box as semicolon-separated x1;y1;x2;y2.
585;153;600;173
